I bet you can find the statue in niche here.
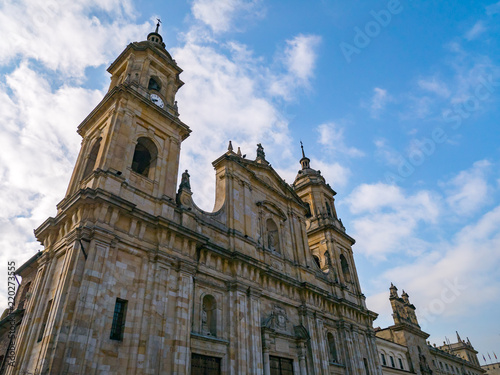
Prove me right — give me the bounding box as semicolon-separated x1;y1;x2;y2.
179;169;191;190
268;230;276;251
201;306;209;335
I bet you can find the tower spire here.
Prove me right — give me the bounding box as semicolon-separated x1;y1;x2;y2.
299;141;310;170
147;18;165;47
300;141;306;158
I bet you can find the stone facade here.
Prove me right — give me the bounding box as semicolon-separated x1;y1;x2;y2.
375;285;485;375
1;29;382;375
483;362;500;375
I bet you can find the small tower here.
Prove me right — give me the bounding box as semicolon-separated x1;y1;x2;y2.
389;284;419;328
15;25;192;375
293;144;364;300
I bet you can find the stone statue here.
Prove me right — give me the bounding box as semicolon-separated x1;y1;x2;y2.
179;169;191;190
256;143;265;159
268;230;275;251
201;307;209;335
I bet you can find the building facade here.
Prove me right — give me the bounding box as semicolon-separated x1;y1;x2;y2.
482;362;500;375
374;284;485;375
1;28;382;375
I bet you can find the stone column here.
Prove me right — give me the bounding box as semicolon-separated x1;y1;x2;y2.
236;287;249;375
315;318;330;375
262;337;271;375
298;342;308;375
171;261;196;375
248;288;263;375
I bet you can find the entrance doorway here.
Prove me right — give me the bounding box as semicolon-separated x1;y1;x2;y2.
191;353;221;375
270;356;294;375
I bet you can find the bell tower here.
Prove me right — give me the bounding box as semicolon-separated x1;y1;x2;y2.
64;21;190;209
293;144;364;303
9;26;192;375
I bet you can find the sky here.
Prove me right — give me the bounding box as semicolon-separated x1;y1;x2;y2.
0;0;499;361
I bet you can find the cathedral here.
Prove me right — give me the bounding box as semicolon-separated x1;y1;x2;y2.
0;27;486;375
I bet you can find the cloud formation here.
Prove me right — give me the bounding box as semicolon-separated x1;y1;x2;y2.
317;122;364;158
191;0;264;33
369;87;391;118
269;34;322;100
0;0;150;78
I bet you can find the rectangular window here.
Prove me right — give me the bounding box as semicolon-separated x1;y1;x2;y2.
399;358;404;369
110;298;128;341
37;299;53;342
390;356;395;368
270;356;294;375
381;354;387;366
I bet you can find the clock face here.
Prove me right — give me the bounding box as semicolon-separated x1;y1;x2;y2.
150;93;164;108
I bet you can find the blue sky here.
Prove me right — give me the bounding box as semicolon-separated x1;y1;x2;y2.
0;0;499;360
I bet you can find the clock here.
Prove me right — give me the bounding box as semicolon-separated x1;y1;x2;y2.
150;93;164;108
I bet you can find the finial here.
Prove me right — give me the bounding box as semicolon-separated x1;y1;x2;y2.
228;140;233;152
300;141;306;158
155;18;162;33
237;147;242;157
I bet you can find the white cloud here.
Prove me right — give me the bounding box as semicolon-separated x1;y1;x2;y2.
0;63;103;307
346;183;439;259
370;204;500;329
316;122;364;158
269;34;322;100
465;21;487;41
0;0;150;78
374;138;405;167
170;25;327;210
442;160;492;215
284;34;322;82
486;1;500;15
418;78;451;98
369;87;390;118
191;0;263;34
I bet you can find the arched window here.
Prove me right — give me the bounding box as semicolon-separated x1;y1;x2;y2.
201;295;217;336
266;219;280;252
340;254;351;283
83;137;101;179
131;137;157;178
327;332;338;363
305;202;312;217
313;255;321;269
148;77;161;91
325;201;332;216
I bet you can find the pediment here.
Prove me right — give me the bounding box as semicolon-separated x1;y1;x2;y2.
241;162;287;194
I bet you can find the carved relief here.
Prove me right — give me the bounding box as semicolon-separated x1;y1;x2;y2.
262;305;289;333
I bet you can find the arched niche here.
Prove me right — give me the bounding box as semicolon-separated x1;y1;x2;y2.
201;294;217;336
340;254;351;283
266;218;280;253
327;332;338;363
